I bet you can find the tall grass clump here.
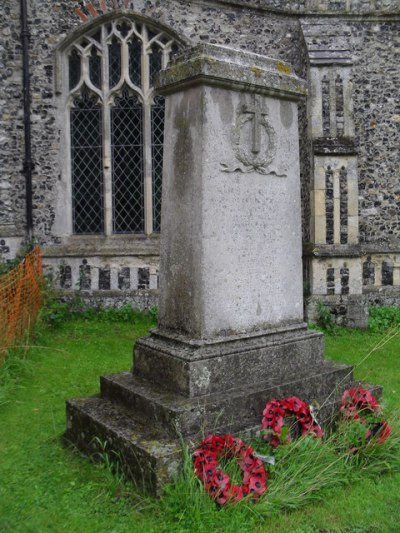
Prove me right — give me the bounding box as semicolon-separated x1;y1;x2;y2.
156;418;399;531
0;344;34;408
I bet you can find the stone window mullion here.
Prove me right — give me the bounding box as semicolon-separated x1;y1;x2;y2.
329;70;337;137
102;25;113;236
103;103;113;236
143;104;153;235
121;37;129;75
142;26;153;235
333;168;341;244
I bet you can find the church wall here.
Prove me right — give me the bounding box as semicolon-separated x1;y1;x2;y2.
0;0;399;319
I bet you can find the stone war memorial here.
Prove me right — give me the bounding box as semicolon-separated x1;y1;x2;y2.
65;44;379;495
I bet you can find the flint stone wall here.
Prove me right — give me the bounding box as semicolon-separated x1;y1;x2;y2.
0;0;399;318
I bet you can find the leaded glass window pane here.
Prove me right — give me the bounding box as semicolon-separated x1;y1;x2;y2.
128;39;142;87
111;89;144;233
71;91;104;234
69;50;81;90
117;21;130;38
67;19;181;236
150;46;163;86
108;38;121;88
151;95;165;232
89;48;102;88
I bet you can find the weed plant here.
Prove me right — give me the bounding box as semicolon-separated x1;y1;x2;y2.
368;306;400;333
315;302;338;334
39;279;158;327
0;345;34;408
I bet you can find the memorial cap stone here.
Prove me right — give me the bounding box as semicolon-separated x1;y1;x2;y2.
157;43;307;99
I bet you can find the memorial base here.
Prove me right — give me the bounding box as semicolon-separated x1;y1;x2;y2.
64;326;381;496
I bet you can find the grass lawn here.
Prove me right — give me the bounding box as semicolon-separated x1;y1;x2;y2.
0;313;399;533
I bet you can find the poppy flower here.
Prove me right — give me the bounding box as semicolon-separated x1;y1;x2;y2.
248;476;267;496
376;421;391;444
309;423;324;439
243;461;267;484
228;485;245;502
194;461;217;482
213;470;230;489
266;435;281;448
215;486;231;505
201;435;225;453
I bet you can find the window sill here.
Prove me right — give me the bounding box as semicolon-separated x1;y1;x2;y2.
43;234;160;258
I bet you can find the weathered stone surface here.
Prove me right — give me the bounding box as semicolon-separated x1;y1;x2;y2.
58;289;159;312
102;360;353;438
157;44;306;339
157;43;307;99
134;327;324;397
313;137;357;155
65;397;182;497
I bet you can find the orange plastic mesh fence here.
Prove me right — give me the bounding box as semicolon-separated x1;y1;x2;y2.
0;246;43;365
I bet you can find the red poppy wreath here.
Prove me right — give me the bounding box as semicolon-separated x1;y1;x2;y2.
340;387;391;451
193;434;268;506
261;395;324;447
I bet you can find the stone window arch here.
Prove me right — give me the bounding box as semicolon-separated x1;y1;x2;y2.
58;16;183;236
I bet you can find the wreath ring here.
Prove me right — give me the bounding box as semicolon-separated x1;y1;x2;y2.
193;434;268;505
340;387;391;452
262;396;324;448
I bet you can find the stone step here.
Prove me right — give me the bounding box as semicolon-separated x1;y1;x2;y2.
65;379;383;497
64;396;182;497
100;360;354;439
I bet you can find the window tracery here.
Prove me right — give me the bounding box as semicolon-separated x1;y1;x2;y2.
65;18;180;235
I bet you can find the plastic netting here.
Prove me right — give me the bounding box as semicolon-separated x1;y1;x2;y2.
0;246;43;365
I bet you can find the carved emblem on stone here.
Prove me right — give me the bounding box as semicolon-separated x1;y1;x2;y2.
221;94;287;176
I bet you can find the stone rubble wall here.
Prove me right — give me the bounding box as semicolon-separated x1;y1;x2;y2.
351;20;400;248
176;0;399;15
0;1;25;233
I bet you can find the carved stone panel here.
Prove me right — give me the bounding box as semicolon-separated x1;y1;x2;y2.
221;94;288;177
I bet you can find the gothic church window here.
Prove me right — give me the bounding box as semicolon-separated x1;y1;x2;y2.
66;19;180;235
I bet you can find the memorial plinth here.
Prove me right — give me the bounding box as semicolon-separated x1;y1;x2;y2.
65;45;368;496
